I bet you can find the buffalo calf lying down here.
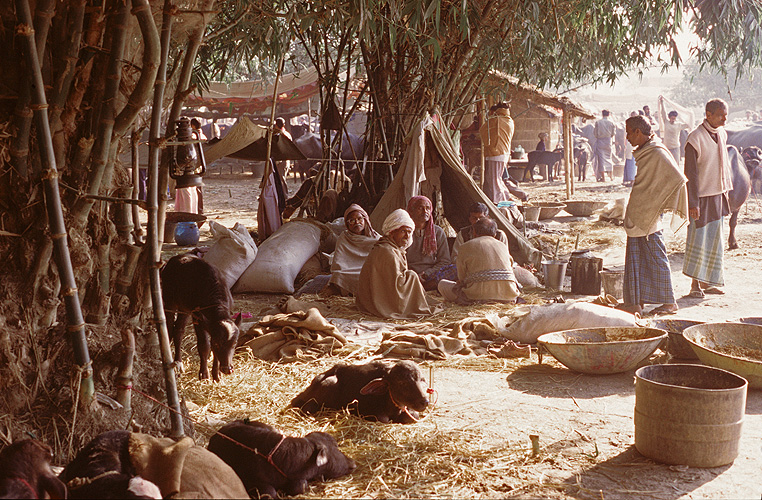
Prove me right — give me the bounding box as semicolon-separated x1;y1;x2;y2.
290;359;431;423
162;252;241;381
0;439;67;499
208;419;355;498
60;430;247;499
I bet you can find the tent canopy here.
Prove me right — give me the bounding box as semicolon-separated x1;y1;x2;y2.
203;116;305;164
370;112;542;267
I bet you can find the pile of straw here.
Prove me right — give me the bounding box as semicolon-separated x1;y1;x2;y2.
176;352;576;498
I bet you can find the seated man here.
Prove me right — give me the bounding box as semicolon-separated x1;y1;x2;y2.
452;202;509;261
356;209;432;319
323;204;380;296
405;195;453;290
438;218;520;304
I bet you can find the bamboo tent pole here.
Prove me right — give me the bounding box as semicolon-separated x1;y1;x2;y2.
14;0;94;407
146;0;184;438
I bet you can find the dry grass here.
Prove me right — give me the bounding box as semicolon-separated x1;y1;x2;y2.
175;351;577;499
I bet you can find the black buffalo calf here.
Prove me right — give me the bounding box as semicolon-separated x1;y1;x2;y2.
208;419;355;498
0;439;67;499
161;253;241;381
59;430;161;499
290;359;431;423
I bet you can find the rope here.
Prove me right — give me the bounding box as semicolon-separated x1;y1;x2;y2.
67;470;120;490
7;477;37;498
128;386;288;478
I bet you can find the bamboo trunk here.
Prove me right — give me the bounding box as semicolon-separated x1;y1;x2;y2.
71;0;130;227
116;328;135;412
147;0;184;438
15;0;94;408
131;129;144;244
10;0;55;179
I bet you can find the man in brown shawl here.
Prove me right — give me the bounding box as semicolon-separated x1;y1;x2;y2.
620;115;688;315
357;209;432;319
406;195;453;290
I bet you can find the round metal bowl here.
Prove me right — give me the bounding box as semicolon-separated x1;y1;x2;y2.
683;322;762;388
649;318;704;360
737;317;762;326
562;200;608;217
535;202;567;220
537;327;667;374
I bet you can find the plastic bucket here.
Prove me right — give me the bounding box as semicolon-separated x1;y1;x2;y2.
634;364;747;467
600;269;624;300
542;260;568;291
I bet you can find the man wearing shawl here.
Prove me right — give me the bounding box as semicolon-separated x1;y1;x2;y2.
683;99;732;298
405;196;453;290
438;218;520;304
620;115;688;315
479;103;514;203
323;204;380;296
357;209;432;319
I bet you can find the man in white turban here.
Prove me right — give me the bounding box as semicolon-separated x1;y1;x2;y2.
356;209;433;319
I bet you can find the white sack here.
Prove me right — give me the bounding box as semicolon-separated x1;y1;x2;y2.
202;221;258;289
513;265;541;288
233;220;322;293
500;302;640;344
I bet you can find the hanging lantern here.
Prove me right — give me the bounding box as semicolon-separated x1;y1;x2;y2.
169;116;206;188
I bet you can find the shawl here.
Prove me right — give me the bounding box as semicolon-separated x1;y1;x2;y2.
356;237;432;319
457;236;518;302
626;138;688;236
344;203;379;238
329;228;380;295
479;108;514;157
407;196;437;257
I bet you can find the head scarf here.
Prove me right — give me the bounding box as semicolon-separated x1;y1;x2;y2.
382;209;415;245
407;195;437;257
344;203;379;238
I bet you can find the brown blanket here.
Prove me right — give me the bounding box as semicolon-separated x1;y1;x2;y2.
239;307;347;362
128;433;248;499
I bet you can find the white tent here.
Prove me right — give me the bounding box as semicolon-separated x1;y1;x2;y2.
370;112;542;266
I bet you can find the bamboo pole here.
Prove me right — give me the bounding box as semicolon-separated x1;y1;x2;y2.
10;0;55;179
131;129;144;244
563;108;574;198
259;54;286;191
146;0;184;438
71;0;130;227
15;0;94;407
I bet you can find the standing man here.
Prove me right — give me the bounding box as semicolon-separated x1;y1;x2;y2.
658;98;691;164
593;110;616;181
479;103;514;202
683;98;733;298
620;115;688;315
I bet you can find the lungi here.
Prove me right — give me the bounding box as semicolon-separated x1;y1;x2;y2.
484;157;511;203
623;231;675;305
682;195;728;287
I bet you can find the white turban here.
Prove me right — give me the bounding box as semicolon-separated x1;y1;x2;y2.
382;209;415;236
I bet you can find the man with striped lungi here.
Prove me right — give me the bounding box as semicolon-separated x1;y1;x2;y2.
620;115;688;315
683;99;733;298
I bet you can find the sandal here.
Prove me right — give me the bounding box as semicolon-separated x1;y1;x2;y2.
688;289;705;299
703;286;725;295
648;304;678;316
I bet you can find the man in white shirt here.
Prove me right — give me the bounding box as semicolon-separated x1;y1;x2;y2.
659;102;691;164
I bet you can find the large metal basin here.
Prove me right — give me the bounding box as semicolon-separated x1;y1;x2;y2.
683;322;762;388
563;200;608;217
536;202;567;220
537;327;667;374
649;318;704;360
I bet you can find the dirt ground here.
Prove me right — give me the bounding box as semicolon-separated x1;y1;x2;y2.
167;161;762;499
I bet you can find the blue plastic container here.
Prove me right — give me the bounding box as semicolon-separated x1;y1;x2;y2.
174;221;200;246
